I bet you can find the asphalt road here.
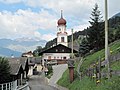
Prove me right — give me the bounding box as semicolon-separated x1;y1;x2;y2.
28;64;68;90
28;75;58;90
48;64;68;90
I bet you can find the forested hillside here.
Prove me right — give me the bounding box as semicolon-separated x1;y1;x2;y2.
45;13;120;50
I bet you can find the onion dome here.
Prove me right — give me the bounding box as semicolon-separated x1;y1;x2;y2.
57;10;66;25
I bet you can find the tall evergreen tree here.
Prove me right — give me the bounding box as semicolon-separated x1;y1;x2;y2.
87;4;104;50
0;57;10;84
79;37;89;57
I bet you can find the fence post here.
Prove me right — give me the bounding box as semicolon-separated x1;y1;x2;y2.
13;80;17;90
9;83;10;90
98;56;101;81
2;84;3;90
6;83;7;90
68;59;75;83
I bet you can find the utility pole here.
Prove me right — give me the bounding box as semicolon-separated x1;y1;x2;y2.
71;29;74;59
105;0;110;79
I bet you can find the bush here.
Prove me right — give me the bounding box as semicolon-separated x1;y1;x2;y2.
46;65;53;78
0;57;11;84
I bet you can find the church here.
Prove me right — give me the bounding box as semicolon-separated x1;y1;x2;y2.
39;11;78;65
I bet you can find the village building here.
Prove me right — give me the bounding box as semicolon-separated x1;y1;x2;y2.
21;51;33;57
39;11;78;65
7;57;29;87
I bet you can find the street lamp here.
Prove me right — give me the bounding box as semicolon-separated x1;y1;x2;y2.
105;0;110;79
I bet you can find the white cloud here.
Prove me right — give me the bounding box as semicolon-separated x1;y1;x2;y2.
41;33;56;41
0;0;22;4
0;9;57;41
0;0;120;41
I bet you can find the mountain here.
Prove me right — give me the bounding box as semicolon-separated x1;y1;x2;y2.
0;38;47;56
0;38;46;47
0;47;21;57
112;12;120;18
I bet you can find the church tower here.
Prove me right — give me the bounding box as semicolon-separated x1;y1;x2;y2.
57;10;68;47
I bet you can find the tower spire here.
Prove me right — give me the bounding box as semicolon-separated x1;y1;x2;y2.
61;10;63;18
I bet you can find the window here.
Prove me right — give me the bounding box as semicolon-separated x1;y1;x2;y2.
61;37;64;42
63;57;66;59
62;49;64;52
59;28;61;31
56;49;58;52
48;56;51;60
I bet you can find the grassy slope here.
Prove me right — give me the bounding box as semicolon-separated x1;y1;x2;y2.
103;60;120;72
57;40;120;90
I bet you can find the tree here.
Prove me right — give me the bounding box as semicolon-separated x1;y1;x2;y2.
115;25;120;40
0;57;11;84
87;3;104;51
79;37;89;57
33;46;42;56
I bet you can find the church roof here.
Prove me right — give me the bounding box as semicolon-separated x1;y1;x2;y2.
57;10;66;26
39;44;78;55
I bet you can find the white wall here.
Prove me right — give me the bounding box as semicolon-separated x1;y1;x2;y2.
28;66;33;76
57;25;68;47
42;53;70;60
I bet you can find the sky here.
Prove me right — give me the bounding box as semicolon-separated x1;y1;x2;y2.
0;0;120;41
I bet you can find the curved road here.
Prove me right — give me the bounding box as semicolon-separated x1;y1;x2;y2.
28;64;68;90
29;75;58;90
49;64;68;90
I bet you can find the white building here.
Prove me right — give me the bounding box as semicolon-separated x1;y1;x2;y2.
40;11;77;65
57;10;68;47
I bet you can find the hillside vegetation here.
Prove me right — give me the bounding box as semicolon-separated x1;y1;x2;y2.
57;40;120;90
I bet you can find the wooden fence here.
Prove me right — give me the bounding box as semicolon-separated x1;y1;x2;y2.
0;80;30;90
77;52;120;83
0;80;17;90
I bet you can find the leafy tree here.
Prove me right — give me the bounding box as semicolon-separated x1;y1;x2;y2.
87;3;104;51
33;46;42;57
0;57;10;84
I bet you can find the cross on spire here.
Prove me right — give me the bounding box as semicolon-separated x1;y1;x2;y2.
61;10;63;18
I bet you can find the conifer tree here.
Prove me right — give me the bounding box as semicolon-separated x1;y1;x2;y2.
87;4;104;50
79;37;89;57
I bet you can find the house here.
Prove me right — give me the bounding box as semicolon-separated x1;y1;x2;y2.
9;63;24;85
39;11;78;65
0;57;30;90
27;57;42;76
8;57;29;85
21;51;33;57
39;44;77;65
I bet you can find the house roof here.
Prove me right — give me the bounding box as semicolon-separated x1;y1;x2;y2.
21;51;33;57
8;57;28;70
9;64;23;75
39;44;78;55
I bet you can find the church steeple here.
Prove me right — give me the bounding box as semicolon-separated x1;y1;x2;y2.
61;10;63;18
57;10;66;26
57;11;68;47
